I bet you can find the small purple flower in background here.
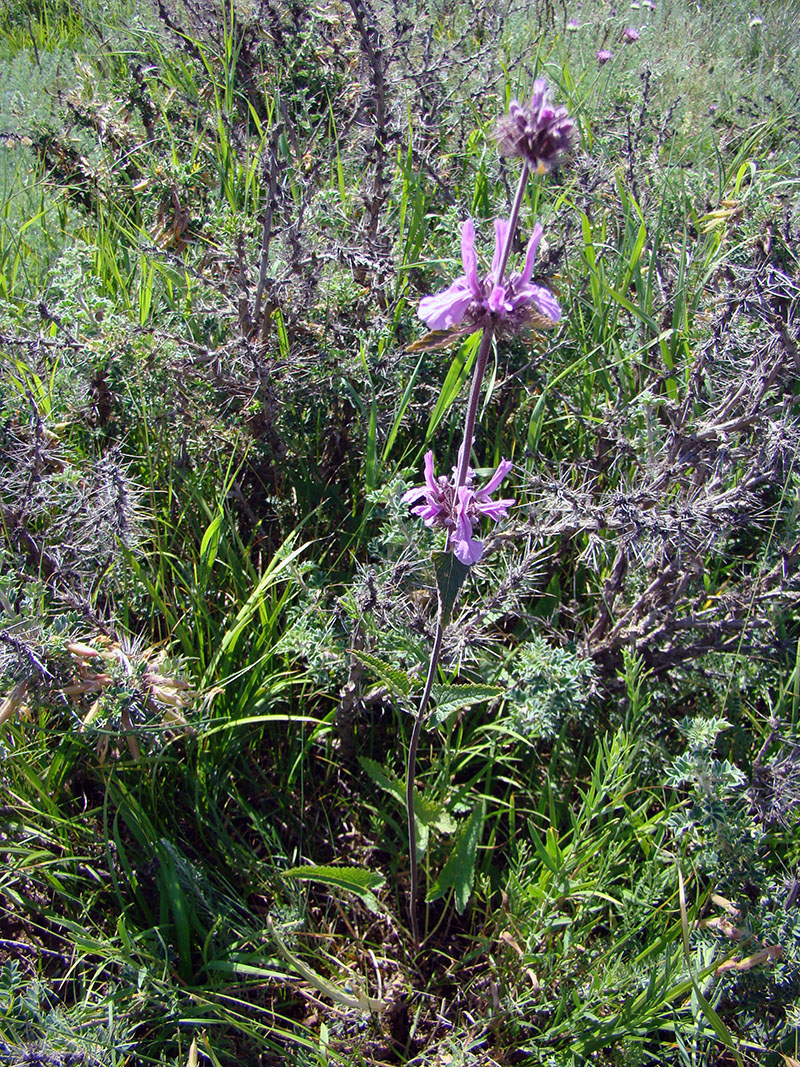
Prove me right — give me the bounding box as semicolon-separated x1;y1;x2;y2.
402;450;515;565
417;217;561;336
567;17;579;30
494;79;575;174
623;26;640;41
597;48;614;63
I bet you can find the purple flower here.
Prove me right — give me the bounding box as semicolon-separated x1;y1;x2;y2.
623;25;640;40
597;48;614;63
417;217;561;336
493;80;575;173
402;450;515;565
567;17;579;29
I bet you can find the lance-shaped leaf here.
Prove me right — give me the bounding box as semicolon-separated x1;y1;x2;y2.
426;801;486;913
434;550;470;624
282;865;385;914
429;682;503;726
359;757;456;858
349;649;413;699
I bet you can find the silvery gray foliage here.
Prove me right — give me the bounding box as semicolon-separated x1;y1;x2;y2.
0;960;129;1066
666;715;761;886
0;333;148;696
750;721;800;828
502;635;596;739
0;576;75;686
0;373;144;615
522;257;800;680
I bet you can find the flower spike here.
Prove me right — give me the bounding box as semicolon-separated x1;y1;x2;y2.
417;216;560;338
403;451;514;566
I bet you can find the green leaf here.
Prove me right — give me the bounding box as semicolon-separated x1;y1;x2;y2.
358;758;455;858
425;331;480;436
201;533;307;686
381;350;425;464
529;826;559;874
358;756;405;803
155;841;193;982
429;683;503;724
416;793;457;835
282;865;385;914
199;509;224;567
411;794;456;860
358;757;455;831
677;867;744;1065
434;551;470;623
349;650;413;699
426;801;485;913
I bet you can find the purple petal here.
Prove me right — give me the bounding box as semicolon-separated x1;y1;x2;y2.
491;218;509;283
453;487;484;565
478;457;513;497
454;534;483;565
513;283;562;322
518;223;544;286
529;284;562;322
402;451;440;507
418;281;473;330
461;219;481;296
414;503;446;526
487;284;511;315
474;496;515;521
401;484;428;505
422;449;437;491
453;439;476;484
457;439;469;471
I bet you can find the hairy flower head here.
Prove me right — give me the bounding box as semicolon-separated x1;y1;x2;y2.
493;80;575;173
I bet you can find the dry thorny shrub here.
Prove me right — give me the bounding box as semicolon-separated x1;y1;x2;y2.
529;251;800;678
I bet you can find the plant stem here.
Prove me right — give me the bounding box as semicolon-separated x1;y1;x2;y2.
493;162;530;293
406;616;444;951
453;325;496;490
407;160;531;951
406;324;495;952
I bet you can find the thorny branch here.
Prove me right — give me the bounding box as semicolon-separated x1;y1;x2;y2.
522;260;800;678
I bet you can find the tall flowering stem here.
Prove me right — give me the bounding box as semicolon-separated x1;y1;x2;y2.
404;84;573;951
406;168;528;952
